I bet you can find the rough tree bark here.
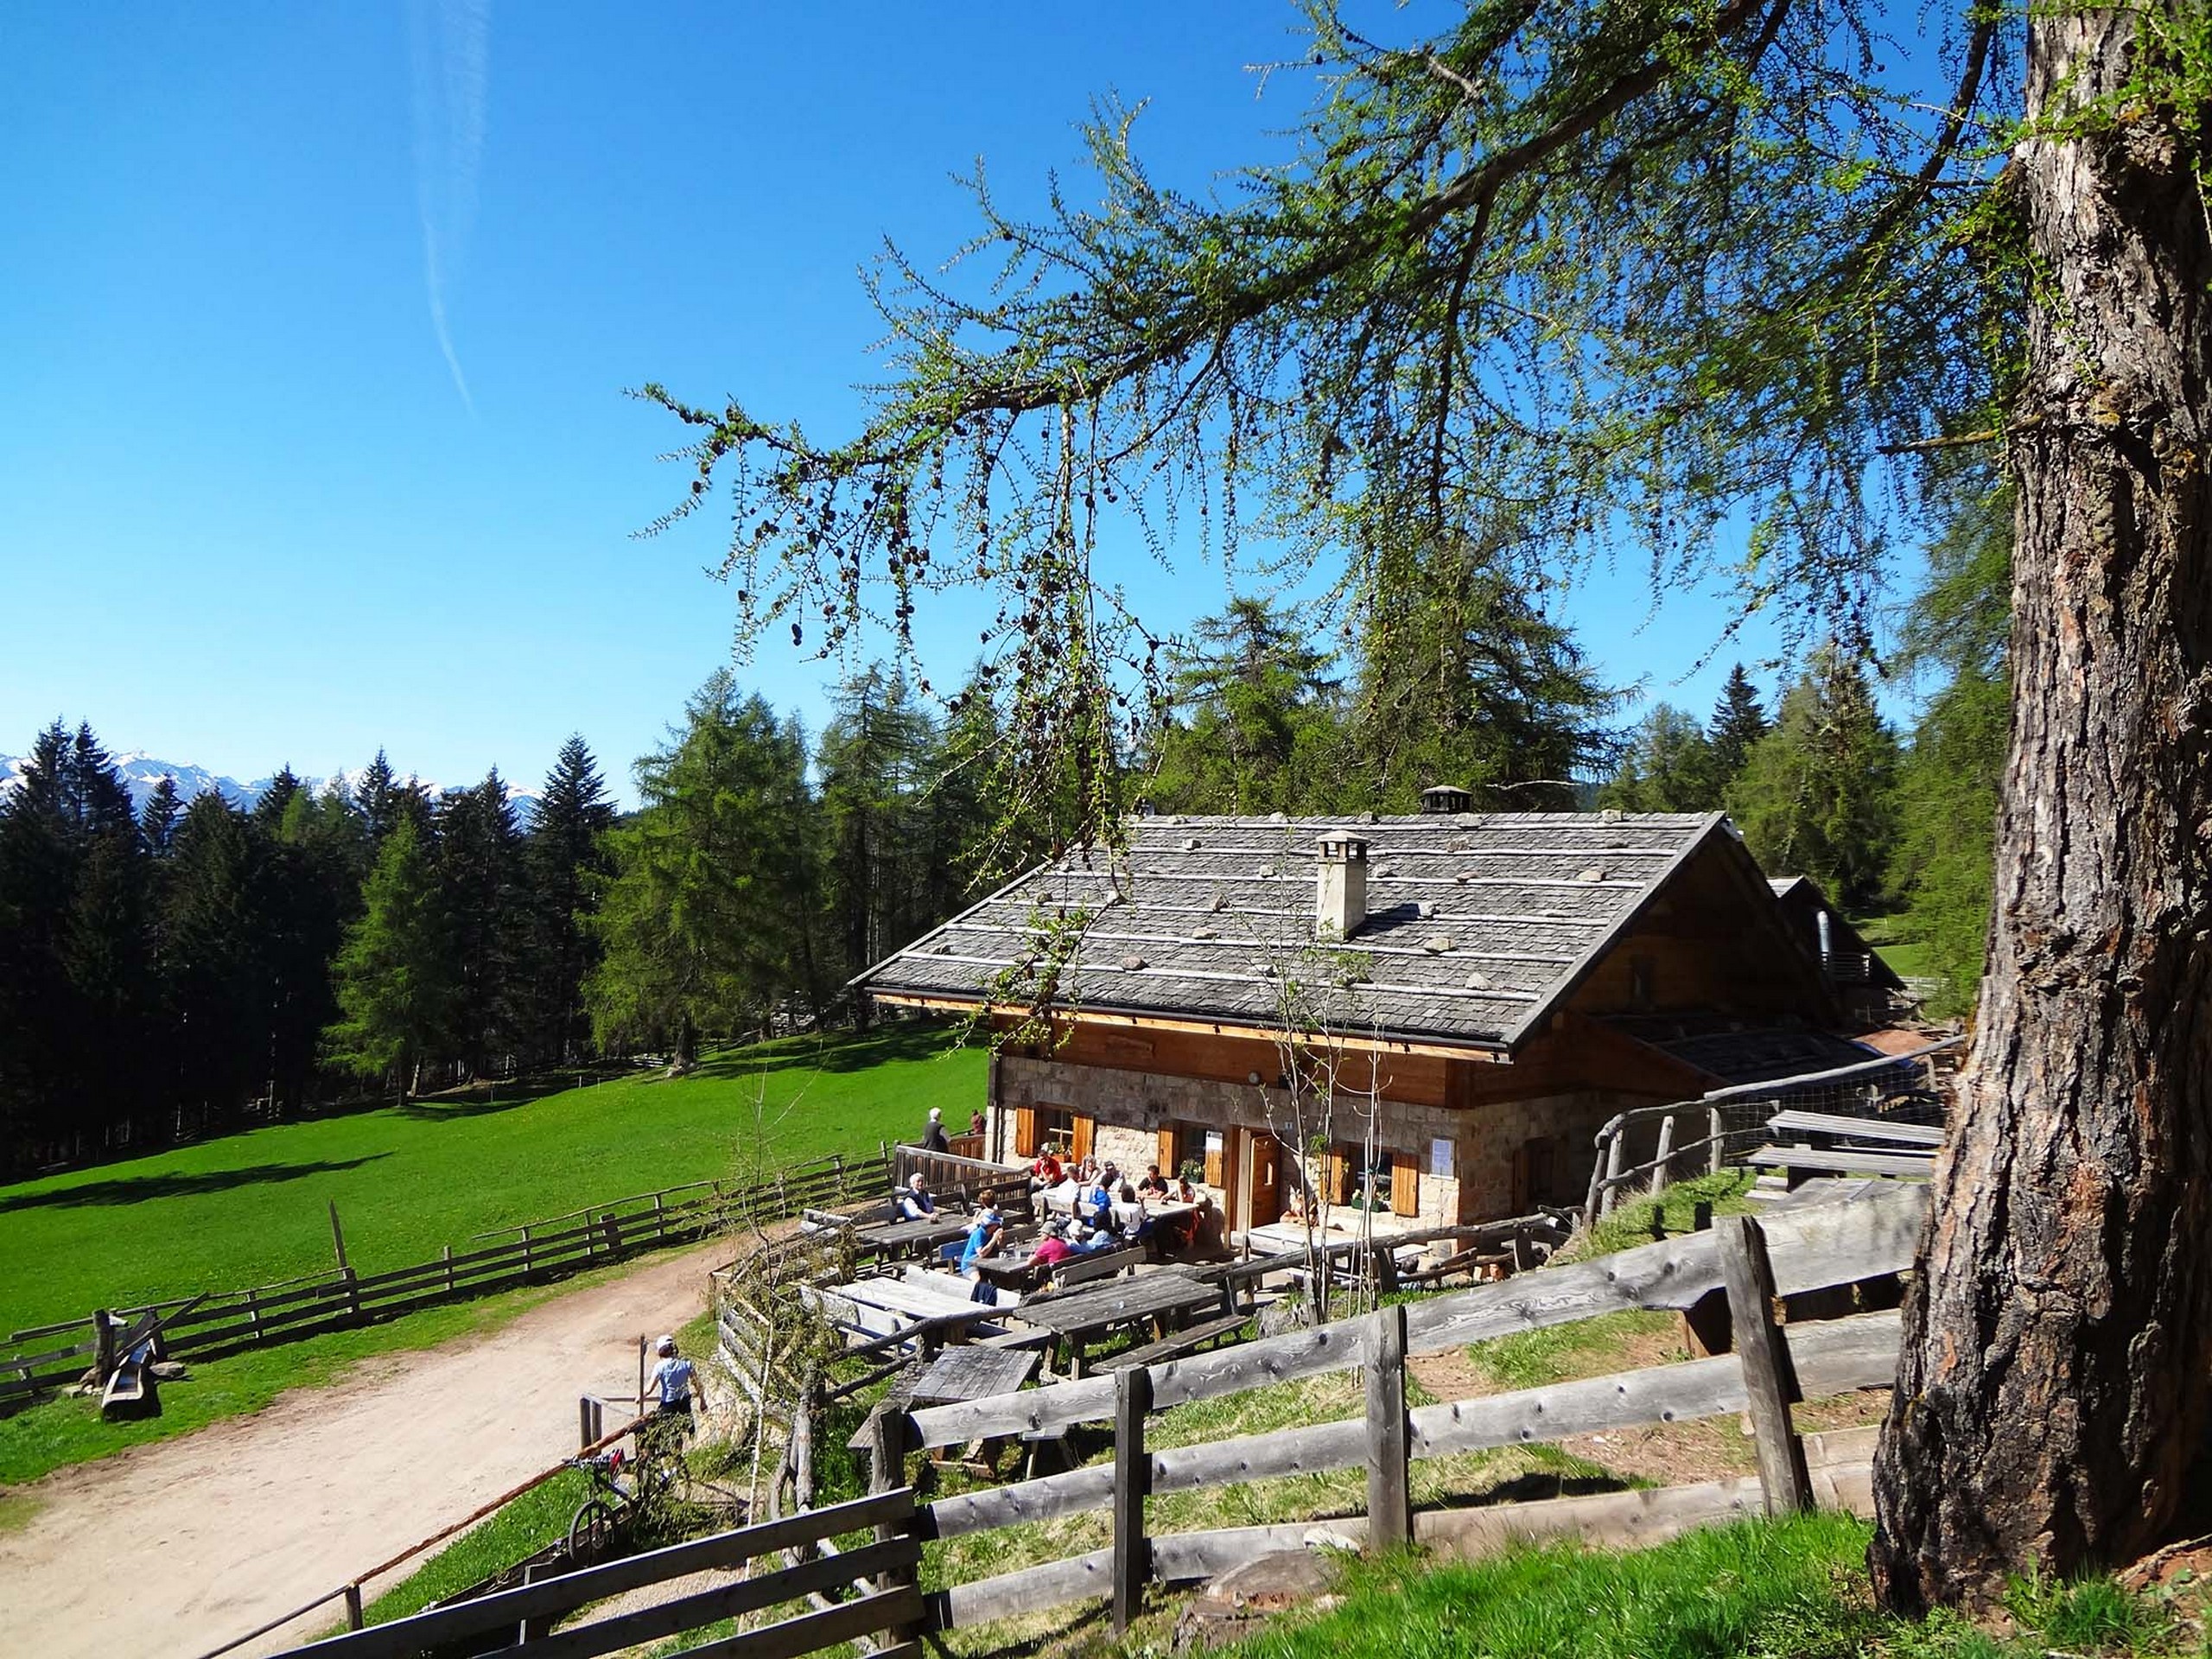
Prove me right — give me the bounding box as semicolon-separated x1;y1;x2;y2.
1872;5;2212;1611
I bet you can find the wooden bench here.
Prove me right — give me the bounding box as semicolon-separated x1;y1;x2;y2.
1765;1109;1945;1148
1748;1144;1935;1185
1095;1313;1249;1374
1045;1246;1142;1291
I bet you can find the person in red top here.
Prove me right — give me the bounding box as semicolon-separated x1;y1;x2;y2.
1032;1217;1074;1270
1029;1148;1065;1190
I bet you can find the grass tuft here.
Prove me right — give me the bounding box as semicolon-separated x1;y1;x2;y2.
1559;1169;1757;1264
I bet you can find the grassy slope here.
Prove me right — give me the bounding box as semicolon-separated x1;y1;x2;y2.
1215;1513;2188;1659
0;1024;982;1335
0;1024;982;1485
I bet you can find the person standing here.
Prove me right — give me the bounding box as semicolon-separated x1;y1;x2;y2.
645;1334;705;1446
919;1107;950;1154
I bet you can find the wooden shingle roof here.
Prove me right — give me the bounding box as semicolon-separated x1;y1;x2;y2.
862;810;1730;1052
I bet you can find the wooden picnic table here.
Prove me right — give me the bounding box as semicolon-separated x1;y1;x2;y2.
911;1344;1039;1407
855;1215;971;1261
1008;1271;1219;1376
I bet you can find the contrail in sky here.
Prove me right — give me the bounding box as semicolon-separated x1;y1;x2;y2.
407;0;489;412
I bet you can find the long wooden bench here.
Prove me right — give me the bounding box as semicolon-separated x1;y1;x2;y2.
1096;1313;1250;1374
1749;1144;1935;1183
1765;1109;1945;1148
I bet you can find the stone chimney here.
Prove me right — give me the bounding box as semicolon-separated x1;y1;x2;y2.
1420;783;1473;815
1315;833;1370;940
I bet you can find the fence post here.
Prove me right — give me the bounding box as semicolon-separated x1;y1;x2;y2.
1364;1303;1412;1551
92;1310;114;1382
342;1266;361;1319
1651;1114;1677;1198
1715;1215;1812;1515
654;1192;667;1241
247;1287;264;1340
342;1584;364;1631
868;1408;920;1647
1113;1364;1153;1634
579;1395;597;1452
327;1201;350;1274
521;1224;534;1275
1599;1132;1627;1217
442;1244;454;1293
1709;1106;1726;1176
518;1561;550;1643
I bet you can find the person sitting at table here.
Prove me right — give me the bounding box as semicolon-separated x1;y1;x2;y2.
1118;1198;1154;1246
958;1205;1007;1274
1069;1217;1120;1254
1028;1147;1065;1191
898;1173;937;1221
1077;1167;1116;1227
1032;1217;1074;1272
1136;1162;1170;1198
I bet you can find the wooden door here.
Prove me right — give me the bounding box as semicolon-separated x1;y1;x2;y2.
1389;1154;1421;1217
1246;1132;1282;1226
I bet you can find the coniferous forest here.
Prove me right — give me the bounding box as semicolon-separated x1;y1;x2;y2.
1;486;2005;1179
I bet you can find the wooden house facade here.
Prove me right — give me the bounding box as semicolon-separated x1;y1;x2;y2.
861;804;1881;1235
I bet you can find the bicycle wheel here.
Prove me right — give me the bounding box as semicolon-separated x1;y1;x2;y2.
567;1497;619;1566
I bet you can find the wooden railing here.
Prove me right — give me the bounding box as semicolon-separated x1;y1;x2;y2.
887;1182;1927;1637
2;1154;895;1407
264;1487;924;1658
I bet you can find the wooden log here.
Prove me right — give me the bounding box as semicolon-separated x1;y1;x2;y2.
500;1539;918;1659
669;1587;925;1659
1599;1132;1627;1216
1113;1363;1152;1634
1651;1113;1677;1198
1365;1304;1410;1551
938;1548;1115;1630
1417;1473;1767;1559
1709;1106;1726;1176
280;1490;918;1658
1716;1214;1812;1516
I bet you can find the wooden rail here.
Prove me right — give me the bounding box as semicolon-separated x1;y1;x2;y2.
266;1488;922;1658
2;1155;895;1406
830;1184;1928;1641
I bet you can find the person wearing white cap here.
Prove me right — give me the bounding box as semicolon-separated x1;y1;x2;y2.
646;1332;704;1443
919;1106;950;1154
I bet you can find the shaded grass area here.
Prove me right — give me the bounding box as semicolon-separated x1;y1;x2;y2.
1219;1514;2191;1659
0;1024;981;1337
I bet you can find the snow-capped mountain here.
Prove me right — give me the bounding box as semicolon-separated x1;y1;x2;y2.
0;752;538;813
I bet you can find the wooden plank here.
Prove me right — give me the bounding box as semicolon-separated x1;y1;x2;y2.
1112;1364;1151;1634
1765;1110;1945;1147
1717;1215;1813;1515
270;1490;916;1657
1365;1304;1410;1551
937;1548;1114;1630
662;1588;925;1659
1152;1522;1365;1583
486;1538;918;1659
1417;1473;1767;1558
1748;1146;1935;1178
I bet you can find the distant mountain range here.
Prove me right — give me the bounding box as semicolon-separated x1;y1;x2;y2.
0;752;537;814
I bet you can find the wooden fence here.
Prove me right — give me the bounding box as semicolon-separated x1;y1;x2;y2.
1;1154;895;1408
892;1181;1926;1636
265;1487;924;1659
245;1182;1917;1656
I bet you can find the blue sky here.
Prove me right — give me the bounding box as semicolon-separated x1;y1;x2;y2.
3;3;1841;806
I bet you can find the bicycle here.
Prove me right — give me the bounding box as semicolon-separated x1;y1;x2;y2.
566;1429;682;1565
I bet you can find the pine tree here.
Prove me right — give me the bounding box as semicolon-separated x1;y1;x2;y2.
158;792;265;1133
436;772;526;1078
1147;599;1346;814
1596;704;1721;812
325;817;454;1101
0;726;89;1166
1707;664;1770;785
1728;647;1900;909
139;776;182;857
520;736;617;1066
585;674;815;1064
818;667;938;997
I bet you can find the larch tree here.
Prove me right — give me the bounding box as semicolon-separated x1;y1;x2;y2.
325;817;454;1102
644;0;2212;1605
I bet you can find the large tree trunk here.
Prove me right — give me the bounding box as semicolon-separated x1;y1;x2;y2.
1872;5;2212;1611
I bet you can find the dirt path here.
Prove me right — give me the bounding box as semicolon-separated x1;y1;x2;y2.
0;1237;734;1659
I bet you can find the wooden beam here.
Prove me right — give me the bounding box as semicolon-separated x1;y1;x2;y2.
1716;1215;1813;1515
867;995;1511;1063
1365;1305;1411;1551
1113;1365;1152;1635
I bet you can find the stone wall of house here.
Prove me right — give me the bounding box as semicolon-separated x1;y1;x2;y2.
994;1056;1651;1225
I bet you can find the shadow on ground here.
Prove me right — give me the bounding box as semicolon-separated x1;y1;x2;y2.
0;1155;392;1212
684;1021;973;1083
